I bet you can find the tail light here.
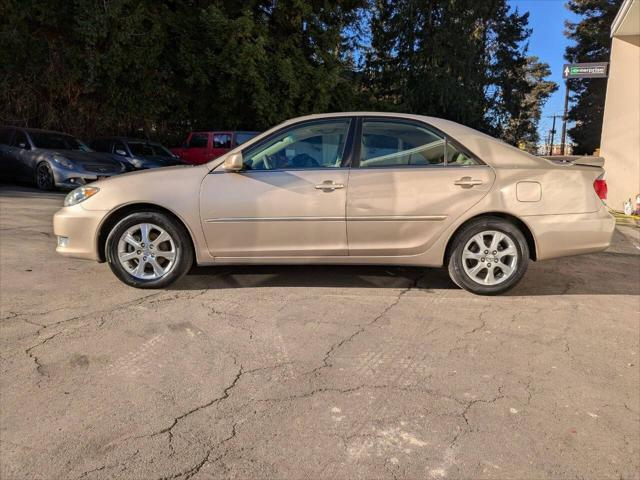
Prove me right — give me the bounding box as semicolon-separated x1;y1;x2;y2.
593;176;607;200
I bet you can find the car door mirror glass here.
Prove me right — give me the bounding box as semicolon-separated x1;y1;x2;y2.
18;142;28;149
115;149;127;156
223;152;244;171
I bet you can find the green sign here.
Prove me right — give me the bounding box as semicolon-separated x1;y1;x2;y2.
563;63;608;79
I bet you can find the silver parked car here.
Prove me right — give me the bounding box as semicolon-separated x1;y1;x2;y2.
0;127;126;190
90;137;184;170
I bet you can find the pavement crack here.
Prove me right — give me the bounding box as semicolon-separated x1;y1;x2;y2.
142;366;244;453
310;279;419;376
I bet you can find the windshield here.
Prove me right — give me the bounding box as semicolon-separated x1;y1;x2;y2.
30;132;91;151
128;142;173;157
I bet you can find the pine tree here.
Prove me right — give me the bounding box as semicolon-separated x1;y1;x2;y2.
363;0;556;145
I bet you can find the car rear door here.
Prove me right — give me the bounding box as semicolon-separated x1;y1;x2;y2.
200;117;355;258
346;117;495;256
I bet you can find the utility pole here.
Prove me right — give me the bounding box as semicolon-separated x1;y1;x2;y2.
560;79;570;155
546;114;562;155
549;115;557;155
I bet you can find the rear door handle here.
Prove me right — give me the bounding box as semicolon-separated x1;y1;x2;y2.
315;181;344;191
454;176;483;188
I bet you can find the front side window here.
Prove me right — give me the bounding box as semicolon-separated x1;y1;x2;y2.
213;134;231;149
243;119;350;171
13;131;31;150
360;120;445;167
188;133;208;148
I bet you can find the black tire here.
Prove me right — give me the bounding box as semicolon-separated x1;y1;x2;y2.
447;217;529;295
35;162;55;191
105;211;194;289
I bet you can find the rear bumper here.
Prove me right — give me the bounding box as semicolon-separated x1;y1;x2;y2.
524;205;616;261
53;205;108;261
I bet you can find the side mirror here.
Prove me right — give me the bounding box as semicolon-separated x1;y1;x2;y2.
18;142;28;150
115;149;127;156
223;152;244;171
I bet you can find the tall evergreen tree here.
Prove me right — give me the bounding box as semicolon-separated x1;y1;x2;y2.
565;0;622;154
363;0;556;145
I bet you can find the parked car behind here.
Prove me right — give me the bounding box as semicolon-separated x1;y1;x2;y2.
0;127;126;190
90;137;184;170
171;131;259;165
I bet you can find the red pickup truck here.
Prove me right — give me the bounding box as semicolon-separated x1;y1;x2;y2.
171;131;259;165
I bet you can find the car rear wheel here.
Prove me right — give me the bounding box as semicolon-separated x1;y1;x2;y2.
105;211;193;288
35;162;55;191
447;217;529;295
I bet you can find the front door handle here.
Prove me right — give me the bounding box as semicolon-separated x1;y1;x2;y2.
315;181;345;191
454;176;483;188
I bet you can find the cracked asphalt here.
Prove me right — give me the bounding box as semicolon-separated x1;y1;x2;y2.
1;184;639;480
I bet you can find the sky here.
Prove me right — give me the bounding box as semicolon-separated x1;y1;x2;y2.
508;0;581;144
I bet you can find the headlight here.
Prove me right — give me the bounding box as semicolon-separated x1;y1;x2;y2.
52;155;75;170
64;186;100;207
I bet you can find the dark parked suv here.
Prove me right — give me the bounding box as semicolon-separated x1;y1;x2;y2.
90;137;183;170
0;127;125;190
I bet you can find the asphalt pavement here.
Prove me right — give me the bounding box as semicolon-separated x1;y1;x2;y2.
1;184;639;479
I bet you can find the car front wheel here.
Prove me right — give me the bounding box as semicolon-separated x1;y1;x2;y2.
105;211;193;288
447;217;529;295
35;162;55;190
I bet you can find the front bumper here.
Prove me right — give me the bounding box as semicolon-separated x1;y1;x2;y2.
51;164;120;190
524;205;616;261
53;205;109;261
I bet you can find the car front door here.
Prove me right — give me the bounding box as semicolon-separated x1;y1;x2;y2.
346;117;495;256
0;128;16;180
200;117;354;258
182;132;210;165
9;130;35;181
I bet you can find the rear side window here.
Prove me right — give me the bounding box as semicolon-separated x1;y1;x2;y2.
188;133;208;148
213;133;231;148
360;120;445;167
0;128;14;145
446;141;479;166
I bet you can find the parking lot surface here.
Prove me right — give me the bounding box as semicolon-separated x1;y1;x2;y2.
1;184;639;480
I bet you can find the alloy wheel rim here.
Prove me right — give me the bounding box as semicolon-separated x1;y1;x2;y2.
117;223;177;280
37;165;52;189
462;230;518;286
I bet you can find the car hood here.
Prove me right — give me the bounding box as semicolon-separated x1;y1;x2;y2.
39;149;123;167
134;155;184;167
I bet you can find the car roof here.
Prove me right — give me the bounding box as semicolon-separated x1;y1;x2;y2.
94;136;163;144
2;126;73;136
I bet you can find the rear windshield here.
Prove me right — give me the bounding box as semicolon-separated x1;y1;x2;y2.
30;132;90;151
128;142;172;157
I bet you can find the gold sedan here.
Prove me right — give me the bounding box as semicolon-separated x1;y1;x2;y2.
53;113;615;295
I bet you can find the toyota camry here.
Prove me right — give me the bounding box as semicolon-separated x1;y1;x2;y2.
53;113;615;295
